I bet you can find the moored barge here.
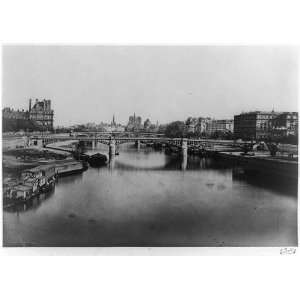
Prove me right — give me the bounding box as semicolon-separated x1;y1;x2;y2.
88;153;108;167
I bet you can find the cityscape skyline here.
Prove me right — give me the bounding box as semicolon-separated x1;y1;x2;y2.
2;46;299;251
2;46;298;126
4;103;299;129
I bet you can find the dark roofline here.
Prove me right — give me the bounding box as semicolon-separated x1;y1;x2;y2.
236;111;298;117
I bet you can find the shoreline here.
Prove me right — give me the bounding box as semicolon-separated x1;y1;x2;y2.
2;140;87;209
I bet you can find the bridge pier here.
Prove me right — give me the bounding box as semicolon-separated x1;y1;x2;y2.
181;138;188;157
109;139;116;160
181;153;187;170
92;139;97;149
109;156;115;170
135;140;141;150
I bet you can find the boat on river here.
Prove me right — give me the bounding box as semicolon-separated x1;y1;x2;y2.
55;160;87;176
88;153;108;167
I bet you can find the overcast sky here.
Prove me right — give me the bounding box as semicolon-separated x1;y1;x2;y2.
2;46;298;126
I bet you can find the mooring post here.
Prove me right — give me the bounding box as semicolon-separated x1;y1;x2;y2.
92;139;97;149
135;139;141;150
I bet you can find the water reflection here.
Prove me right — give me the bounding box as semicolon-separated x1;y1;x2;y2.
3;146;297;246
4;188;56;213
109;156;115;170
181;154;187;171
6;147;297;213
232;168;298;197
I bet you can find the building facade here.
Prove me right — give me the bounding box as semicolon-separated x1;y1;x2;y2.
270;112;298;137
2;107;28;120
185;117;198;133
29;99;54;131
206;119;234;135
195;117;211;135
3;99;54;132
184;117;212;135
143;118;151;130
234;111;279;140
126;113;143;131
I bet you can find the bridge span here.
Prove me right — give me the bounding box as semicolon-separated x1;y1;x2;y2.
30;134;247;158
28;134;298;180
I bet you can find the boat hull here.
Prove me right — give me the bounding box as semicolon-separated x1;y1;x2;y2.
88;153;108;167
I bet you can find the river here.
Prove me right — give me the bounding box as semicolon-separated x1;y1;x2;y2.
3;144;298;246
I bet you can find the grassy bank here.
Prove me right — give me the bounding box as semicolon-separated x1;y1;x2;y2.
2;148;69;177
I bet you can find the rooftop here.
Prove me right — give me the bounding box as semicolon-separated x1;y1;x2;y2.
25;164;56;173
237;111;298;116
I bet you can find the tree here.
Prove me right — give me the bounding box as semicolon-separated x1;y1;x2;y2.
185;117;193;125
268;143;278;156
165;121;186;138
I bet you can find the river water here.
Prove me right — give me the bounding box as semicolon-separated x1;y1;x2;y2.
3;144;298;247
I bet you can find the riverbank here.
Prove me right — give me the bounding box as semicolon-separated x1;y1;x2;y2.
2;139;87;209
216;151;298;181
3;158;87;209
2;147;70;174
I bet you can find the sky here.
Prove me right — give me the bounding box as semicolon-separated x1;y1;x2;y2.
2;46;299;126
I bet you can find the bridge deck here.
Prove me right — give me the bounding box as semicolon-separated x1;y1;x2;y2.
31;135;298;154
34;135;246;145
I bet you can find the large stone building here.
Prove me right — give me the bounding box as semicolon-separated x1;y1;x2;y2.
2;107;28;120
234;111;277;140
185;117;198;133
270;112;298;137
106;115;125;132
143;118;151;130
234;111;298;140
185;117;212;134
29;99;54;131
126;113;143;131
206;119;234;135
195;117;211;134
2;99;54;132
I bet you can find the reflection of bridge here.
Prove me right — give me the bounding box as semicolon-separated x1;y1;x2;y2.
32;134;247;158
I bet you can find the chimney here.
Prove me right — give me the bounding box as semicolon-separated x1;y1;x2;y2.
29;98;32;112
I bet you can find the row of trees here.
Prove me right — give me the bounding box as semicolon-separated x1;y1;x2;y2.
164;121;234;139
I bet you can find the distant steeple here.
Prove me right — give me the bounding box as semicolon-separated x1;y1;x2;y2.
112;114;116;126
